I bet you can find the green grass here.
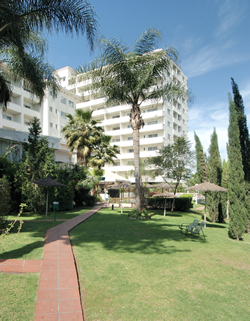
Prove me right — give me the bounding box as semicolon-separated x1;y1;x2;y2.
70;208;250;321
0;221;61;260
7;206;92;221
0;273;39;321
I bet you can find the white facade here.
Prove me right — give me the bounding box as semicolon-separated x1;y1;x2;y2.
0;72;80;163
56;60;189;182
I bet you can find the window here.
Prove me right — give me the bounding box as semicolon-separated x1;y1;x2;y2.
55;109;58;114
183;130;185;135
127;113;130;116
168;134;171;139
3;115;11;120
24;121;30;126
148;134;158;138
127;125;131;128
25;105;31;109
148;108;157;112
167;108;171;115
61;111;67;119
127;161;134;165
167;121;171;127
127;137;133;140
148;121;157;125
50;91;57;98
69;100;74;108
113;138;120;142
49;107;53;112
98;107;104;110
50;122;53;128
55;124;58;129
61;97;66;104
183;108;185;114
112;115;120;119
128;149;134;153
183;119;185;124
114;162;120;166
113;127;120;131
148;147;157;151
60;76;66;82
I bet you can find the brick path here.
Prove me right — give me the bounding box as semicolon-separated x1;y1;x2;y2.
0;205;102;321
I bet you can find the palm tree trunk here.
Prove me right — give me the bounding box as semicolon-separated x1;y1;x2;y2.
133;128;141;211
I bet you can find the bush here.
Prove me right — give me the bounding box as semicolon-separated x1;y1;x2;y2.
179;194;193;209
147;196;192;211
108;189;119;198
0;179;11;216
84;195;96;206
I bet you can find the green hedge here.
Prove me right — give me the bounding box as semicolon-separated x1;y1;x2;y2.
108;189;120;198
147;196;192;211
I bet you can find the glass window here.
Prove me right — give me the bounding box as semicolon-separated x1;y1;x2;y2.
167;108;171;115
113;138;120;142
127;125;131;128
148;147;157;151
148;108;157;112
128;149;134;153
69;100;74;108
148;121;157;125
167;121;171;127
112;115;120;119
3;115;11;120
148;134;158;138
49;107;53;112
61;97;66;104
113;127;120;131
127;137;133;140
50;122;53;128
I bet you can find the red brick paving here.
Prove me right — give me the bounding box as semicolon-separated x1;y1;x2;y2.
0;205;102;321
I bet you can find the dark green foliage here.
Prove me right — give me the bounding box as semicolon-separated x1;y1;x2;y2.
227;97;246;240
231;78;250;181
194;132;207;183
149;137;194;211
0;157;15;179
14;118;55;212
147;197;191;211
206;128;223;222
108;189;120;198
0;0;97;107
83;195;95;206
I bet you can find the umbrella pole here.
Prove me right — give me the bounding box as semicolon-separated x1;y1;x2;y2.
204;192;207;226
164;197;166;217
46;187;49;217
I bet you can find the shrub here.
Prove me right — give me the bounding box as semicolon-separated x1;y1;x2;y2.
108;189;119;198
147;196;192;211
84;195;96;206
0;179;11;216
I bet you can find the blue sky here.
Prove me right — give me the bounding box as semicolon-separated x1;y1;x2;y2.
45;0;250;161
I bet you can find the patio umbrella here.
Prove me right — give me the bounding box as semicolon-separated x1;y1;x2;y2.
146;182;175;193
31;176;66;217
153;192;179;216
108;181;132;213
186;181;227;224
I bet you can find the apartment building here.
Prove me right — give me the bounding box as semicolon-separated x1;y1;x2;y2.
0;72;80;163
56;59;189;182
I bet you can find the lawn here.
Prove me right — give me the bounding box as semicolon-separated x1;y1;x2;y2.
0;206;91;321
70;207;250;321
7;206;92;221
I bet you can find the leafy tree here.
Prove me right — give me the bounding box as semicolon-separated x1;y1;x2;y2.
194;132;207;183
206;128;223;222
231;78;250;181
62;109;103;167
15;117;55;212
0;0;97;107
227;96;246;240
89;135;120;170
222;159;230;219
89;28;189;211
149;136;194;211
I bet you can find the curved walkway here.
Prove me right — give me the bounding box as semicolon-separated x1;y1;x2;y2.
1;205;102;321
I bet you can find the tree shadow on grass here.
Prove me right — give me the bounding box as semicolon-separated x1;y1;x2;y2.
70;210;208;256
0;221;60;259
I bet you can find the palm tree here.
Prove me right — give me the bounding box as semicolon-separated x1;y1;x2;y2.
89;135;120;170
0;0;97;108
89;28;189;211
62;109;103;167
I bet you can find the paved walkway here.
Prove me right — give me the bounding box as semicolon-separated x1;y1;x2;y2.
1;205;102;321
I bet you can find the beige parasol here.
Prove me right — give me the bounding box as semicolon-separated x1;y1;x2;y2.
186;181;227;224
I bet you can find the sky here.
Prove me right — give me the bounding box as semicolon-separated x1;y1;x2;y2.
44;0;250;161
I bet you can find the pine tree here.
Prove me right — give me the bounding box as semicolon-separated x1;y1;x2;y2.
227;96;246;240
194;132;208;183
231;78;250;181
206;128;223;222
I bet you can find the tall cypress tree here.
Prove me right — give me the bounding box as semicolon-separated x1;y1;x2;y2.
227;96;246;240
231;78;250;181
194;132;207;183
206;128;223;222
